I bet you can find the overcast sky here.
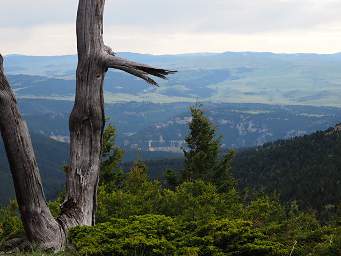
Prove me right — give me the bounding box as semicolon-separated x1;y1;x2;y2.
1;0;341;55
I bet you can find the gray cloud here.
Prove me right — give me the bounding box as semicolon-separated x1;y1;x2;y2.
0;0;78;27
1;0;340;33
101;0;341;34
1;0;341;55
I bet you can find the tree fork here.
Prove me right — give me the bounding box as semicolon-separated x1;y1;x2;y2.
0;0;175;251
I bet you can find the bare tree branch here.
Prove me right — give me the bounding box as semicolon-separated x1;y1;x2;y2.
101;51;177;86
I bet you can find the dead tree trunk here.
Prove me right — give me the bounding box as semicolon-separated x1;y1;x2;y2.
0;55;65;250
0;0;175;251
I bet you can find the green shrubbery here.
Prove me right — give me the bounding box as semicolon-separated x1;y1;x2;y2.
1;107;341;255
70;215;290;256
68;162;341;255
97;175;242;223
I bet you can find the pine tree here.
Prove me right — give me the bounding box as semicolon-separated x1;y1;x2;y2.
183;106;235;189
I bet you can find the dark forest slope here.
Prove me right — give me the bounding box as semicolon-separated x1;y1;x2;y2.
135;124;341;212
233;124;341;211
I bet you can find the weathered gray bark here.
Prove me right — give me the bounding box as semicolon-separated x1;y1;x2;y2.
0;0;175;251
0;55;65;250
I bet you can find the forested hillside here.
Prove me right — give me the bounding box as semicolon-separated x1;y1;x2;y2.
2;117;341;213
132;124;341;216
234;124;341;214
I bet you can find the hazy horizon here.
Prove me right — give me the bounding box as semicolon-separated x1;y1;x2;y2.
4;50;341;58
1;0;341;55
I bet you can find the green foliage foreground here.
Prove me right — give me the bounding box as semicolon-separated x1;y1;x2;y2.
1;109;341;255
70;215;288;256
68;172;341;256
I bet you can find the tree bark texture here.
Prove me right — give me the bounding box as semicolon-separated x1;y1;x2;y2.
0;0;175;251
58;0;107;228
0;55;65;250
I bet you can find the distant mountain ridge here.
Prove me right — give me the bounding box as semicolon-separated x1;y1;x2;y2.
4;52;341;106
